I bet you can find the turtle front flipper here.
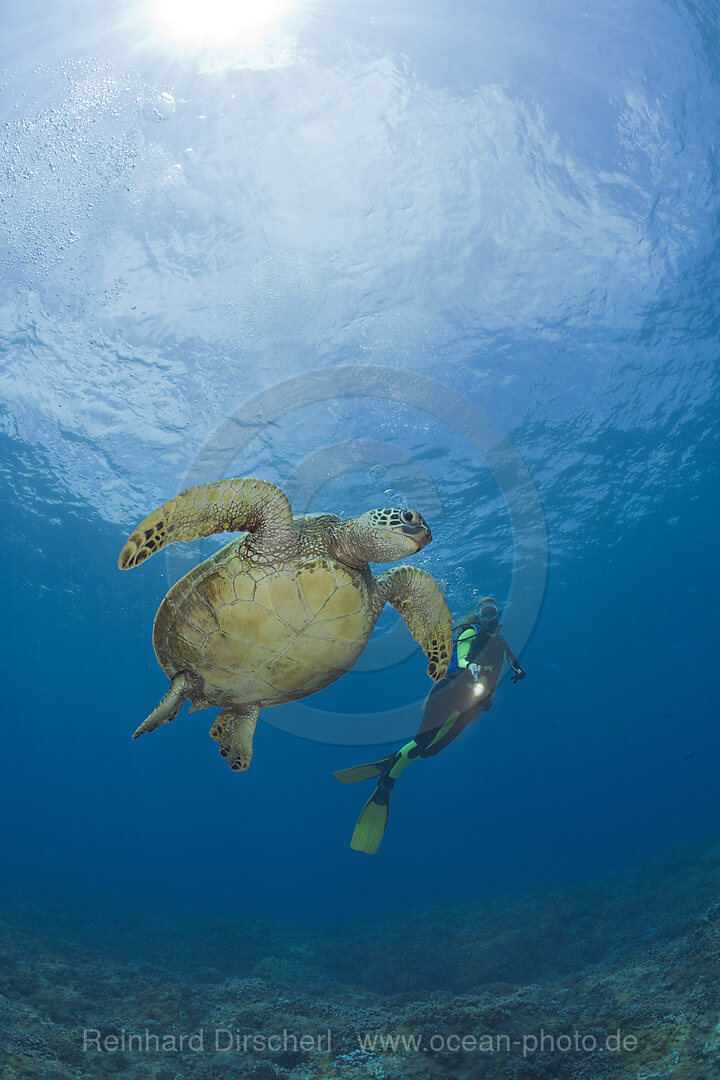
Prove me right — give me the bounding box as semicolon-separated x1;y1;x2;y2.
378;566;453;681
210;704;260;772
118;478;296;569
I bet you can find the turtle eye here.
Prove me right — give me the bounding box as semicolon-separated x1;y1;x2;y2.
402;511;415;524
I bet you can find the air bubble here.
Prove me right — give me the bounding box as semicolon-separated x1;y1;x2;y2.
153;91;176;121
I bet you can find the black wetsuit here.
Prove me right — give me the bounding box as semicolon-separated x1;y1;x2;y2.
414;623;525;755
342;621;526;853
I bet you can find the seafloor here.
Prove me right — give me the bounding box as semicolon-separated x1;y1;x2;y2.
2;843;719;1080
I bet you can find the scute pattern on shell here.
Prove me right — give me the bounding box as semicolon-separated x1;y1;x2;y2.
153;539;374;709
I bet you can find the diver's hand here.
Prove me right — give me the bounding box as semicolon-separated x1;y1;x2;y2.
467;663;481;681
510;667;526;683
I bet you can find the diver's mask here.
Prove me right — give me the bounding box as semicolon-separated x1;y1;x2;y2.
475;597;501;631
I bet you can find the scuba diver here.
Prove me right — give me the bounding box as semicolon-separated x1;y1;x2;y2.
334;596;526;854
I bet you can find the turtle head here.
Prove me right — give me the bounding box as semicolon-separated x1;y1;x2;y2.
331;507;432;566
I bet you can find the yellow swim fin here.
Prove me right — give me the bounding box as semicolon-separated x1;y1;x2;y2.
350;780;393;854
334;754;395;784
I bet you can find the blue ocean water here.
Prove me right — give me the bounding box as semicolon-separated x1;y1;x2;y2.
1;1;720;1075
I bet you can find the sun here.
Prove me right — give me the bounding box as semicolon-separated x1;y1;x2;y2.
151;0;297;48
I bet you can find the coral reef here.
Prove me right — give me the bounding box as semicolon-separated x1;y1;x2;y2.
2;843;720;1080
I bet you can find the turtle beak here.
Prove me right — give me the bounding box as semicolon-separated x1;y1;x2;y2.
400;523;432;549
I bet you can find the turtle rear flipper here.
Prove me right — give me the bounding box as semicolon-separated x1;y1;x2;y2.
118;478;296;569
132;671;193;739
210;704;260;772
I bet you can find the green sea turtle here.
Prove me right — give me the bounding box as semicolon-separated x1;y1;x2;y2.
119;476;453;771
